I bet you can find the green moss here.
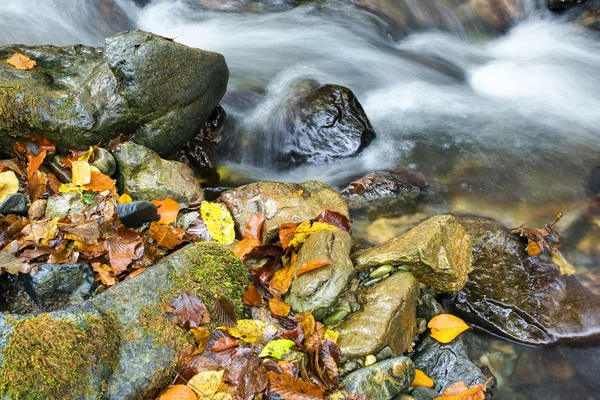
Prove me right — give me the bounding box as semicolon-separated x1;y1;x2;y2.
0;83;48;133
0;312;121;400
138;302;193;350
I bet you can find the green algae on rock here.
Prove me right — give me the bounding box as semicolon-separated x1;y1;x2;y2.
353;215;473;293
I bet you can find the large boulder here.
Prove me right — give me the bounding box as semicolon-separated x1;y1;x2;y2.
286;230;356;320
0;30;228;156
353;215;473;293
452;216;600;346
221;181;349;241
343;356;415;399
337;272;419;360
0;242;248;399
113;142;203;203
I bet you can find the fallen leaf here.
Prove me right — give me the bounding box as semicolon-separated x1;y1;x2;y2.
0;158;26;176
152;198;180;225
211;296;238;328
243;284;262;306
288;221;338;249
211;336;239;352
244;212;265;240
279;222;297;250
232;238;260;259
118;193;132;204
296;258;331;277
324;329;338;344
259;339;296;359
168;292;210;329
104;237;140;274
187;370;224;398
313;210;352;232
267;371;325;399
428;314;470;344
26;149;46;179
149;221;185;249
91;262;117;286
293;312;315;338
412;369;434;388
71;160;91;186
159;385;197;400
511;213;563;257
269;296;291;317
84;171;116;192
435;378;492;400
191;327;211;352
77;146;95;162
27;170;48;202
7;52;36;70
58;220;101;244
201;201;235;245
0;170;19;203
187;216;213;242
269;252;297;296
226;319;276;344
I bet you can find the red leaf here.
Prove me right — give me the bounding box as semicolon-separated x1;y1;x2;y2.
296;258;331;277
313;210;351;231
244;212;265;241
168;292;210;330
211;336;238;352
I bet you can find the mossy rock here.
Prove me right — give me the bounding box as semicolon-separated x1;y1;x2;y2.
0;242;249;399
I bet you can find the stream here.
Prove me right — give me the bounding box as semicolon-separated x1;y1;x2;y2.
1;0;599;398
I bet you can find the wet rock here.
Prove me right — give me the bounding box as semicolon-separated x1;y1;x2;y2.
0;194;27;216
116;201;160;228
572;4;600;30
28;199;47;220
91;147;116;176
221;181;348;241
0;30;228;156
0;242;248;399
19;263;94;311
286;230;355;320
548;0;586;11
45;192;86;219
411;387;442;400
113;142;203;203
452;216;600;346
337;272;419;360
353;215;473;293
343;356;415;399
416;289;444;322
411;333;495;394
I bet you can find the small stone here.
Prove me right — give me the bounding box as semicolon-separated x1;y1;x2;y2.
341;361;360;375
369;264;393;279
365;354;377;366
91;147;116;176
363;277;382;287
411;387;442;400
343;356;415;399
417;289;443;322
116;201;161;228
323;308;350;326
45;192;86;219
0;193;27;216
28;199;47;220
376;346;394;361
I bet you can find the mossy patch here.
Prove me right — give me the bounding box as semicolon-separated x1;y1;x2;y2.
0;83;48;133
0;312;120;400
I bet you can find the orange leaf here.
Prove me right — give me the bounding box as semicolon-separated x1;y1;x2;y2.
243;284;262;306
149;222;185;249
412;369;434;388
26;150;46;179
84;171;116;192
436;378;492;400
27;170;48;202
91;262;117;287
244;212;265;241
269;296;291;317
269;251;297;296
158;385;198;400
279;222;297;250
232;238;260;259
211;336;239;352
526;239;542;257
296;258;331;277
152;198;180;225
293;312;315;338
428;314;470;344
267;371;325;399
7;52;36;70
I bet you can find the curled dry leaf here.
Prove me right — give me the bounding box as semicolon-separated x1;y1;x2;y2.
296;258;331;277
412;369;434;388
152;198;180;225
158;384;198;400
7;52;36;70
428;314;470;344
243;284;262;306
0;170;20;203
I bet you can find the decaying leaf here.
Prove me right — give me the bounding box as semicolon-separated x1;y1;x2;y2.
428;314;470;344
7;52;36;70
158;384;198;400
187;369;225;398
511;213;563;257
412;369;434;388
149;222;185;249
152;198;180;225
168;292;210;329
288;221;338;249
243;284;262;306
0;170;19;203
259;339;296;359
211;296;238;328
201;201;235;245
296;258;331;277
268;296;291;317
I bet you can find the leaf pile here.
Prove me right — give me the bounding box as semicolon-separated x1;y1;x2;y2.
511;213;563;257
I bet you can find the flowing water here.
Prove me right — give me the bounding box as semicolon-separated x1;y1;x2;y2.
1;0;600;398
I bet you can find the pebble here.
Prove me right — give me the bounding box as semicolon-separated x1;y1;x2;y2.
323;308;350;325
91;147;116;176
365;354;377;366
369;264;393;279
0;193;28;216
363;277;383;287
116;201;161;228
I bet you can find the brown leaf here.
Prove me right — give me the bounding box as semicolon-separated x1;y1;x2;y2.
58;220;101;244
168;292;210;329
27;170;48;202
267;371;325;400
269;251;297;296
91;262;117;286
46;173;60;194
7;52;36;70
152;198;180;225
269;296;291;317
243;284;262;306
511;213;563;257
186;216;212;242
104;233;142;274
279;223;297;250
0;158;26;176
106;135;127;152
244;212;265;241
293;312;316;339
211;296;238;328
84;171;116;192
211;336;239;352
26;149;46;179
304;322;325;355
30;135;56;153
296;258;331;278
149;221;185;250
436;378;492;400
313;210;352;231
232;238;260;260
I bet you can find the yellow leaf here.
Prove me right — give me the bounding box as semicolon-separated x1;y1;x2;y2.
200;201;235;245
6;52;36;70
225;319;276;344
269;251;297;295
0;170;19;203
58;183;83;194
324;329;339;344
365;355;376;366
293;312;315;338
191;327;211;352
552;252;576;276
71;160;91;186
152;198;180;225
78;146;95;162
288;221;338;249
118;193;132;204
268;296;291;317
187;370;224;398
412;369;434;388
428;314;470;344
159;385;197;400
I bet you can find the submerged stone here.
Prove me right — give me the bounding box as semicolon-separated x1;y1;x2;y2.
343;356;415;399
353;215;473;293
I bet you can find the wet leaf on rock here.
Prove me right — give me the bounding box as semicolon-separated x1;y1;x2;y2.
7;52;36;70
288;221;338;249
296;258;331;277
152;198;180;225
168;292;210;329
71;160;91;186
269;251;297;296
27;170;48;202
187;216;213;242
84;171;116;192
226;319;276;344
232;238;260;260
279;222;297;250
435;378;492;400
313;210;352;232
26;149;46;179
243;212;265;241
201;201;235;245
91;262;117;286
412;369;434;388
428;314;470;344
511;213;563;256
